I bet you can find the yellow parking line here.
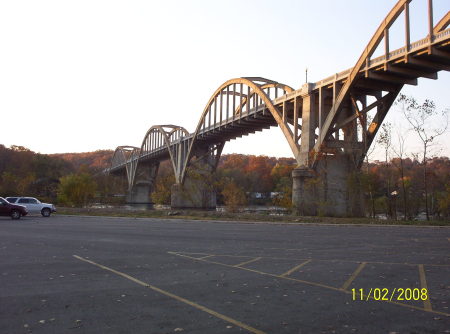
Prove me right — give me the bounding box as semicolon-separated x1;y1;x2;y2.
73;255;266;334
235;257;262;267
171;252;342;292
341;262;367;291
169;251;450;267
198;255;214;260
418;264;433;311
169;252;450;318
178;251;250;258
280;260;311;277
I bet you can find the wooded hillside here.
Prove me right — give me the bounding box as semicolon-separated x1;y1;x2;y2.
0;144;449;218
51;150;113;171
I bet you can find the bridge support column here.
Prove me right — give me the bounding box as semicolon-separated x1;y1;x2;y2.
292;167;317;216
171;175;216;209
127;182;152;204
170;144;221;209
292;155;364;217
126;163;159;204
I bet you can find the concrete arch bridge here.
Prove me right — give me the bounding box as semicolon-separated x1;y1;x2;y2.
108;0;450;216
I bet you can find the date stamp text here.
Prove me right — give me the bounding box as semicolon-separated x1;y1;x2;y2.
351;288;428;301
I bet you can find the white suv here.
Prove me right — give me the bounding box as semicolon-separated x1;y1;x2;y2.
6;197;56;217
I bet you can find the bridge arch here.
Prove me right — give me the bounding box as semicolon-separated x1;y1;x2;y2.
312;0;450;167
110;125;190;190
180;77;294;183
434;11;450;33
138;125;190;184
110;145;140;189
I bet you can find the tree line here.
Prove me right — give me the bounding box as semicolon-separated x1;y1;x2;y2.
1;143;448;218
0;95;448;218
0;145;115;207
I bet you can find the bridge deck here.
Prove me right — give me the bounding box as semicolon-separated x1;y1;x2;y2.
109;27;450;175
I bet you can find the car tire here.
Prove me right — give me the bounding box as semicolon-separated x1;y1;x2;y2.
41;208;51;217
11;210;21;220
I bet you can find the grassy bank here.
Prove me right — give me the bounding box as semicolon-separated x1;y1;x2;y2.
55;207;450;226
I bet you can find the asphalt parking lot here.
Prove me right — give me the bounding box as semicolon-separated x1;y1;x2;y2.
0;215;449;333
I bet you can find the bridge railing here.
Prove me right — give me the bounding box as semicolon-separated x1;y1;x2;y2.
316;26;450;88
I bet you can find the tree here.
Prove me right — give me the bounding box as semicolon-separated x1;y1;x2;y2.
360;165;379;218
221;179;247;212
271;163;295;209
0;172;19;196
151;174;175;205
397;94;449;220
94;173;127;205
391;132;409;220
150;161;174;205
57;173;97;207
245;155;274;193
362;114;377;218
377;122;394;218
436;184;450;217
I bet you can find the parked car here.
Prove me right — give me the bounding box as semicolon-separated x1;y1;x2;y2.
6;197;56;217
0;197;28;219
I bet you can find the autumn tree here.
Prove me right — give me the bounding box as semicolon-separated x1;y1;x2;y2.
57;173;97;207
360;165;379;218
0;172;20;196
377;122;394;218
436;184;450;217
244;155;274;194
397;94;449;220
94;173;127;204
151;174;175;205
391;132;410;220
362;115;377;218
271;163;295;208
221;178;247;212
150;161;174;205
0;145;73;199
427;157;450;217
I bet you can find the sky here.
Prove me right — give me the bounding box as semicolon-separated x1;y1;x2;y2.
1;0;449;162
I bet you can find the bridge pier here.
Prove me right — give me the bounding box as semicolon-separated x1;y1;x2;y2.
170;144;220;210
127;182;153;204
126;163;159;204
292;155;364;217
171;176;216;209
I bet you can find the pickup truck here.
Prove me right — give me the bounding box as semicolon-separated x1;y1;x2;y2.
0;197;28;219
6;197;56;217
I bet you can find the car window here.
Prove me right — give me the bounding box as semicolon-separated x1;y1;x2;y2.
28;198;38;204
6;197;18;203
18;198;29;204
0;198;6;204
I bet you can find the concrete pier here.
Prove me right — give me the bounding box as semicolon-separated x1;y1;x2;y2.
171;175;216;209
127;182;152;204
126;163;159;204
292;155;364;217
